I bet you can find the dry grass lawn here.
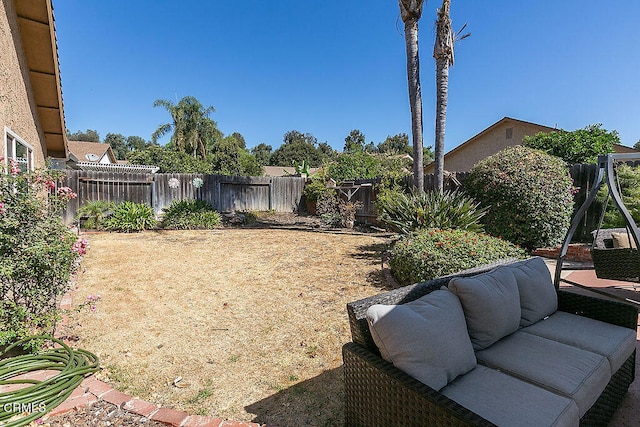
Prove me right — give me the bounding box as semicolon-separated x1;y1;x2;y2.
65;228;392;426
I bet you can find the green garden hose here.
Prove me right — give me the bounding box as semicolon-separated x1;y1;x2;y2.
0;336;99;427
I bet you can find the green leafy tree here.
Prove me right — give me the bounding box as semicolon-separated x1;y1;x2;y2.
634;140;640;150
318;142;338;161
378;133;412;155
229;132;247;149
104;133;128;160
523;124;618;164
251;143;272;166
152;96;221;159
239;150;264;176
269;130;326;166
210;135;263;176
129;146;212;173
423;145;435;162
344;129;366;153
67;129;99;142
127;135;151;152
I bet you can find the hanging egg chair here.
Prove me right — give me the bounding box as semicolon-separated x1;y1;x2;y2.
555;153;640;287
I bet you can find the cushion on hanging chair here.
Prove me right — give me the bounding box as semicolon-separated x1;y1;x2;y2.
611;232;637;249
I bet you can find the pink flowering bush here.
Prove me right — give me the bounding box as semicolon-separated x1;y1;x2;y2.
0;159;82;351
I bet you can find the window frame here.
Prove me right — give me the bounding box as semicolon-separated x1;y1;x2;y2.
4;127;34;173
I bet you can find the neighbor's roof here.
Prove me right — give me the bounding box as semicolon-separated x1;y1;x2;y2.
439;116;557;162
263;166;320;177
13;0;67;158
67;141;116;163
69;162;160;174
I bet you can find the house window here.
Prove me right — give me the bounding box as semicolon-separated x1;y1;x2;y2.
505;128;513;140
4;127;34;174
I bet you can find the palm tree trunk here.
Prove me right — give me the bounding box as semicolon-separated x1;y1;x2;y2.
434;57;448;193
404;17;424;194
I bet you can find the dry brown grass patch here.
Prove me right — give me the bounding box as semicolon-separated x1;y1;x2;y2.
67;228;391;426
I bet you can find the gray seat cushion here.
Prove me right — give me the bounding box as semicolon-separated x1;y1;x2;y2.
508;257;558;326
449;266;521;350
475;332;610;416
366;288;476;391
521;311;637;372
442;365;579;427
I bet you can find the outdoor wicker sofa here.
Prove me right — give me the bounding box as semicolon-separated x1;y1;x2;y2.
343;257;638;426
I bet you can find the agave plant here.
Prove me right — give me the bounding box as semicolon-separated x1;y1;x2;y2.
377;189;486;234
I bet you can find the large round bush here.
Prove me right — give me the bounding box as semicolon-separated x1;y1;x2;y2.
464;146;575;250
389;228;526;286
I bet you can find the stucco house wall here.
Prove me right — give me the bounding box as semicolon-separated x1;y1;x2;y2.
0;0;48;166
424;117;557;173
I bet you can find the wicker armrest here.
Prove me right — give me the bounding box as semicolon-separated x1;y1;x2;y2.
557;290;639;330
343;343;495;427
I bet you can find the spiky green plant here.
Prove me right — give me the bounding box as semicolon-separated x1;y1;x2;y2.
376;189;486;234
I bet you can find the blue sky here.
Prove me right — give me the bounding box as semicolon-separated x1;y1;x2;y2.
54;0;640;153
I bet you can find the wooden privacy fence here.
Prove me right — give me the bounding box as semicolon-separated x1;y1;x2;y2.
61;163;634;242
61;171;305;225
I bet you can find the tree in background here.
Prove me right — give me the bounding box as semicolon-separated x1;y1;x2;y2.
378;133;412;155
152;96;221;159
251;143;273;166
209;135;263;176
67;129;99;142
523;124;618;164
433;0;469;193
128;146;212;173
634;140;640;150
127;135;152;152
398;0;425;193
317;142;338;162
344;129;366;153
104;133;128;160
269;130;328;167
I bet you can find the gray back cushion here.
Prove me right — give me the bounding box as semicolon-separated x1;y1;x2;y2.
510;257;557;327
449;267;521;350
366;288;476;391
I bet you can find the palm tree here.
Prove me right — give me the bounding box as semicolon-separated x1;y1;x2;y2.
433;0;469;192
399;0;425;193
152;96;219;159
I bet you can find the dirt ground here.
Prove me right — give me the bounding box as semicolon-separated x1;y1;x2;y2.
59;226;392;426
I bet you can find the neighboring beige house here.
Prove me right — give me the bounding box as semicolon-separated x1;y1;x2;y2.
1;0;67;171
425;117;639;173
424;117;557;173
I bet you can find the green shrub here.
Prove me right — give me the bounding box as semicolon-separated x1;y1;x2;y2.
464;146;576;250
104;201;157;232
76;200;116;230
161;199;221;229
376;189;486;234
523;124;617;165
0;161;82;351
302;179;333;203
597;164;640;228
389;228;527;286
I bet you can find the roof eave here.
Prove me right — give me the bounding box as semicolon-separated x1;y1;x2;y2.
14;0;68;159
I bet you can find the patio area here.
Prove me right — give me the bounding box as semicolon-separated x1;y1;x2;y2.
545;259;640;426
